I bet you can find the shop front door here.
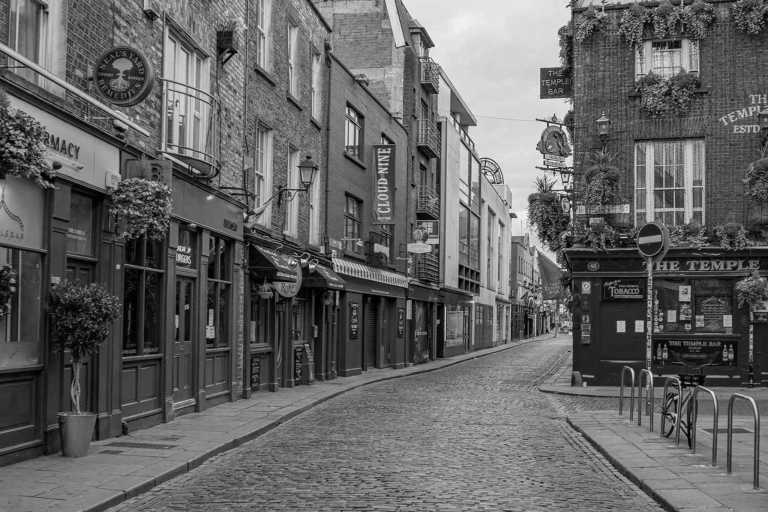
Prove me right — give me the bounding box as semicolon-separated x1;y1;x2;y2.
172;277;196;406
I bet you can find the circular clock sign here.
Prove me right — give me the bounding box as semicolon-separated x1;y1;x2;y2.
94;47;154;107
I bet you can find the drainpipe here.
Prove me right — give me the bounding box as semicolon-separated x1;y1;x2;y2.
323;44;335;376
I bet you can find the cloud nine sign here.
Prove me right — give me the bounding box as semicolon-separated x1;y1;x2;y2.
373;145;395;224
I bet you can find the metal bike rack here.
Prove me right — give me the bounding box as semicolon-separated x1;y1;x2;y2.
660;376;681;440
636;369;654;432
690;386;718;466
619;366;635;422
726;393;761;489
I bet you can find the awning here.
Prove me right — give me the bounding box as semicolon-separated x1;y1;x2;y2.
303;264;345;290
249;246;297;283
332;257;408;288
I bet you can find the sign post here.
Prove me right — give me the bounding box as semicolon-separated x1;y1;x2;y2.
636;222;669;370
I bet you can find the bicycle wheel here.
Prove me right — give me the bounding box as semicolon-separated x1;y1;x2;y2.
662;393;678;438
682;398;694;449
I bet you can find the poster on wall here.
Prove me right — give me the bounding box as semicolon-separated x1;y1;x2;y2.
349;303;360;339
372;145;395;224
397;308;405;337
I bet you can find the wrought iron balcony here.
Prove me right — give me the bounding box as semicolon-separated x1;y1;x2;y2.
416;186;440;219
416;119;439;159
414;252;439;284
419;56;440;94
160;78;220;178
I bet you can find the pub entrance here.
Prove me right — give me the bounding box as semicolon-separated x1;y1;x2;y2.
172;276;196;409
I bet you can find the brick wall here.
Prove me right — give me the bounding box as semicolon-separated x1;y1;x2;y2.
573;1;768;227
246;0;330;245
326;55;408;273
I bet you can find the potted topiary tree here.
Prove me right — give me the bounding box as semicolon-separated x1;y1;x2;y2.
49;281;121;457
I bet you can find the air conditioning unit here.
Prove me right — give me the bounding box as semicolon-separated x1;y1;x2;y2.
125;159;172;186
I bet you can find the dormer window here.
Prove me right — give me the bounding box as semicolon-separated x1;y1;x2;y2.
635;39;699;80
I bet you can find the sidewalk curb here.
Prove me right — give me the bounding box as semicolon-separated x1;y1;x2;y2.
86;336;548;512
538;384;619;398
565;417;677;512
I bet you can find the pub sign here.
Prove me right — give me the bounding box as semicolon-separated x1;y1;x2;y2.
372;145;395;224
539;67;573;99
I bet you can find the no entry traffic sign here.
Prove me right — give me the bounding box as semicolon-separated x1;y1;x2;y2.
637;222;667;258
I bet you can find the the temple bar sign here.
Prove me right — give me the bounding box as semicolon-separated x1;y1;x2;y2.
540;67;573;99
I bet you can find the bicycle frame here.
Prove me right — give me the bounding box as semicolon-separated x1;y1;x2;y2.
660;376;681;439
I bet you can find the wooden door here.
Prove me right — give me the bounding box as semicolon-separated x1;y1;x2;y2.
172;277;196;405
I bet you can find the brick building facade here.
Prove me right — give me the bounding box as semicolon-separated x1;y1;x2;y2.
566;0;768;385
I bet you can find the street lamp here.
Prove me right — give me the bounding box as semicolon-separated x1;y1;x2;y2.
248;154;319;218
596;111;611;149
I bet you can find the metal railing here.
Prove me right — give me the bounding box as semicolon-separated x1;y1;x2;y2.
636;369;654;432
414;252;439;283
726;393;761;489
160;77;220;177
660;376;681;440
690;386;718;466
416;186;440;218
419;56;440;93
619;366;635;422
416;120;439;158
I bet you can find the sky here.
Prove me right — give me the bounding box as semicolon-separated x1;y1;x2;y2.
404;0;572;240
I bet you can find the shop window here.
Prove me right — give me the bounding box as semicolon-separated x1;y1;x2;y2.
177;226;197;269
635;39;699;80
66;192;94;256
291;300;306;342
0;248;42;369
206;236;231;348
123;237;164;356
250;295;269;345
635;140;705;227
654;278;733;334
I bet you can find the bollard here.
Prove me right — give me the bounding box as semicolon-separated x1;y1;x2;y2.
619;366;635;422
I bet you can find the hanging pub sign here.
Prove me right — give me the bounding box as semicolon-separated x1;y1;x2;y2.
602;279;644;300
372;145;395;224
272;265;302;298
94;46;154;107
535;124;571;169
349;302;360;339
539;67;573;99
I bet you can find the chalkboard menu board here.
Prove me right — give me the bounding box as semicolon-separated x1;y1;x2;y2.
294;347;303;383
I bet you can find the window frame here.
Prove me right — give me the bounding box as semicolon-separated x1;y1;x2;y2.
284;149;300;238
344;194;362;255
205;235;232;349
0;247;43;370
122;237;166;357
634;139;705;227
345;105;363;160
308;162;321;246
635;38;699;80
287;24;299;98
253;124;274;227
255;0;272;71
311;50;322;120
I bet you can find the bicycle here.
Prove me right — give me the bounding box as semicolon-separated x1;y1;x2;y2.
660;361;714;448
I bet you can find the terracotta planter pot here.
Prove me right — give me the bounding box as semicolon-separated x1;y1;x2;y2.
58;412;96;457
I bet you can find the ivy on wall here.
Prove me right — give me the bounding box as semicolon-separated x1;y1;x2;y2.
635;71;700;117
731;0;768;35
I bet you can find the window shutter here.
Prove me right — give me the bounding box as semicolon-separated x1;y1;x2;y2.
682;39;699;74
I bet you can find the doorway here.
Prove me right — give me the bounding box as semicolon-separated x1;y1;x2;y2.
172;276;196;407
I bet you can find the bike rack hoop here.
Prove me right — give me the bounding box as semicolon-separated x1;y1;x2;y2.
619;366;636;422
726;393;761;489
691;386;718;466
660;377;681;440
636;369;654;432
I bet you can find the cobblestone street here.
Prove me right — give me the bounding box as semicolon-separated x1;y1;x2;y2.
109;337;662;511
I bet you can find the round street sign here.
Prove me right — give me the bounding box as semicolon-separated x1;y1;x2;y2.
637;222;667;258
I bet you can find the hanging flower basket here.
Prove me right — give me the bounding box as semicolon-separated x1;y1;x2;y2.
528;176;570;253
736;271;768;309
0;265;16;317
109;177;172;241
618;3;651;47
574;5;607;44
636;71;700;118
0;89;55;189
714;222;753;250
731;0;768;35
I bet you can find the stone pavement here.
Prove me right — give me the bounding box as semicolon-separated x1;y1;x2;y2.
0;335;550;512
540;359;768;511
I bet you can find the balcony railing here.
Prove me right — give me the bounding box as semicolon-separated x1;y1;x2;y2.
416;119;439;158
416;186;440;219
419;56;440;94
414;252;439;284
160;78;220;177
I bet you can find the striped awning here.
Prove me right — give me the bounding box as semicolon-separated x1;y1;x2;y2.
332;258;408;288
